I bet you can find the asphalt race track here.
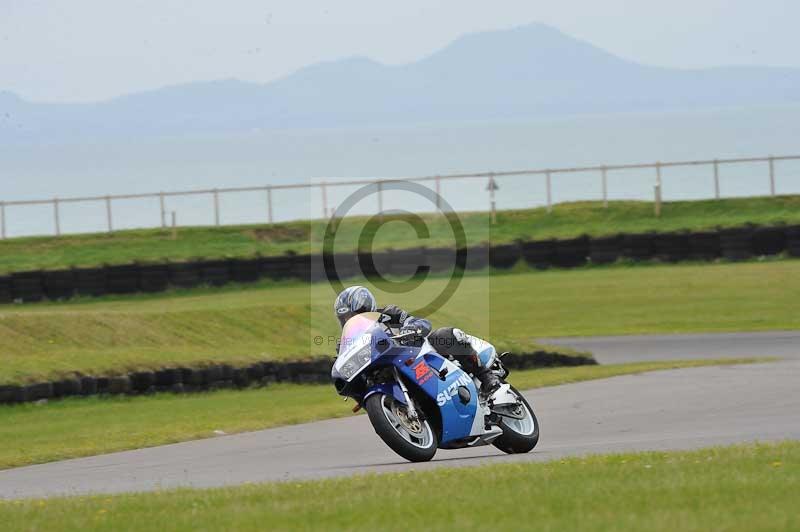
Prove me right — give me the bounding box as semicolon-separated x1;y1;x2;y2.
538;331;800;364
1;352;798;499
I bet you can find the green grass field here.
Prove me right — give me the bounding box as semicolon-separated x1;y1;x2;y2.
1;441;796;531
1;195;799;273
0;360;761;470
0;260;797;384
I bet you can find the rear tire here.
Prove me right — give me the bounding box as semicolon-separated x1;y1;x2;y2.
492;386;539;454
365;394;438;463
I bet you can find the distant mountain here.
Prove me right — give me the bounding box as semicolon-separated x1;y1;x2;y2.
3;23;800;143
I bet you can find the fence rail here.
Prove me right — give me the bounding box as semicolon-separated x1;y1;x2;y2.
1;153;798;239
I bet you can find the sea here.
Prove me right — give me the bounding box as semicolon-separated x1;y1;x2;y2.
1;104;799;237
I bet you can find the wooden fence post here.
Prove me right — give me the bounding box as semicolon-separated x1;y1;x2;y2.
266;187;273;224
321;182;328;219
213;189;220;226
105;196;113;233
159;192;166;228
601;166;608;208
545;171;552;213
769;156;776;196
53;198;61;236
654;162;663;217
377;181;384;218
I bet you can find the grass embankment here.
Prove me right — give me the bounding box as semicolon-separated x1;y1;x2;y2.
2;441;796;531
0;359;760;470
1;195;798;273
0;260;797;384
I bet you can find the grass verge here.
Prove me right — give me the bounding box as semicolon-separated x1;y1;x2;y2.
1;195;799;273
0;259;797;384
1;441;797;531
0;359;763;470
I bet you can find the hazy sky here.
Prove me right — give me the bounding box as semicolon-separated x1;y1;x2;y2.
2;0;798;103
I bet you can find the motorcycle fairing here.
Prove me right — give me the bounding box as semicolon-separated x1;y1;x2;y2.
363;381;406;405
338;314;485;445
365;340;481;444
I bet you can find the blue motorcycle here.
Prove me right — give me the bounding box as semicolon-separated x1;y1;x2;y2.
331;312;539;462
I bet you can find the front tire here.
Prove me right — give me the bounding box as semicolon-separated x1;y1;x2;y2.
492;385;539;454
365;394;438;462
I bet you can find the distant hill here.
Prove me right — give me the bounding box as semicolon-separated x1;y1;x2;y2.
3;23;800;143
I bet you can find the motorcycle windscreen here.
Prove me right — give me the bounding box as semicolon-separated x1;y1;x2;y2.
338;312;382;356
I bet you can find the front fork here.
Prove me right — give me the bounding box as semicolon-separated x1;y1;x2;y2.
392;367;419;421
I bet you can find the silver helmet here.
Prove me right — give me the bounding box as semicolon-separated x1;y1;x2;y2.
334;286;377;326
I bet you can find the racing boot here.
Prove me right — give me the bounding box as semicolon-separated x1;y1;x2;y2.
476;367;501;396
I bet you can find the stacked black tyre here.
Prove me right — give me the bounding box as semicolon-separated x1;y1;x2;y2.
0;277;12;304
787;226;800;258
10;272;44;302
720;227;753;261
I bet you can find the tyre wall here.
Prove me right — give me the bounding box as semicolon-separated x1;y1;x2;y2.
0;349;594;404
0;224;795;303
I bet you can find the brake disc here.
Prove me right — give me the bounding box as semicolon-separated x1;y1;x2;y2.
394;403;424;435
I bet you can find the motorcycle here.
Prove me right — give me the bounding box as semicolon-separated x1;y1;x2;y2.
331;312;539;462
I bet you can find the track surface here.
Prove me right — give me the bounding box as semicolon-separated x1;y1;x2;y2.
1;357;798;499
538;331;800;363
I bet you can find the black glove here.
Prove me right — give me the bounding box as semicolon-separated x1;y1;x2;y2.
381;305;409;326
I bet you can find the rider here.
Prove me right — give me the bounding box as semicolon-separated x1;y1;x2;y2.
333;285;501;394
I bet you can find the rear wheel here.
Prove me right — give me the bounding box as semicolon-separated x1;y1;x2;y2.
492;386;539;454
365;394;438;462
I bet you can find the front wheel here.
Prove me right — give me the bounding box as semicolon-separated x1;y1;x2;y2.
492;385;539;454
365;394;438;462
